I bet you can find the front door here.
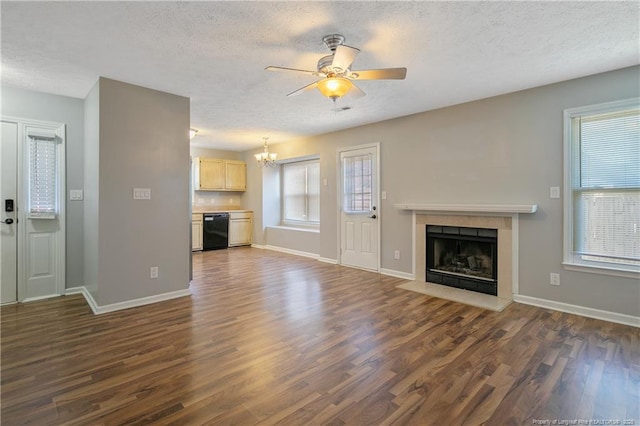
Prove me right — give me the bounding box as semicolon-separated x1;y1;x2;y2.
1;121;19;303
339;144;379;271
1;117;66;303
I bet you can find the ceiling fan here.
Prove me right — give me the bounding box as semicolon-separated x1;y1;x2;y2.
266;34;407;102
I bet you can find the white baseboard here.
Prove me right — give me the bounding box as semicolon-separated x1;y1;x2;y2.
264;245;319;260
380;268;415;280
318;257;338;265
251;244;266;249
21;294;62;303
66;286;191;315
513;294;640;328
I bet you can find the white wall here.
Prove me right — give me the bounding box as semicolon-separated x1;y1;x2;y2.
245;66;640;317
1;86;85;289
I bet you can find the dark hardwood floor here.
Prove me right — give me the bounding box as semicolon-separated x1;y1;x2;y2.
1;247;639;425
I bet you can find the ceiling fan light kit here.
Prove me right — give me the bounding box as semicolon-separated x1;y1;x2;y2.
266;33;407;102
317;77;353;100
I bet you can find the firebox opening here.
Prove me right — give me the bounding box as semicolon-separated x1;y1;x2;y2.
426;225;498;296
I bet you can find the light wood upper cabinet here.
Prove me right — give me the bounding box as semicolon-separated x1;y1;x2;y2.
194;157;246;191
195;158;225;190
225;160;247;191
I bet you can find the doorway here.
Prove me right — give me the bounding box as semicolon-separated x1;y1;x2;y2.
338;143;380;271
0;117;66;304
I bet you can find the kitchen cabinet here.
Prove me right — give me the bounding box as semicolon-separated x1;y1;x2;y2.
225;160;247;191
194;157;246;191
191;214;203;251
228;211;252;247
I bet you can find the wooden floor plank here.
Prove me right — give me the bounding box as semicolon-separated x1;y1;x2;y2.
2;247;638;425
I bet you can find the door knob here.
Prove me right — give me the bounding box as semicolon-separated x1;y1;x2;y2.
368;214;377;219
1;218;14;224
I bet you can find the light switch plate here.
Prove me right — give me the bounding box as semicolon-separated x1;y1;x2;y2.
133;188;151;200
69;189;84;201
381;191;387;200
550;187;560;199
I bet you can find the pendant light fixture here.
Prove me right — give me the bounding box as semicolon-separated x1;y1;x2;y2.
255;137;277;167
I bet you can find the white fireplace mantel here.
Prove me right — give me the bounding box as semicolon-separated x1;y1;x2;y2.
395;203;538;215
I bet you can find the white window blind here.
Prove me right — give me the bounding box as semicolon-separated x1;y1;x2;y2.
282;159;320;224
343;153;372;213
28;132;58;219
571;105;640;268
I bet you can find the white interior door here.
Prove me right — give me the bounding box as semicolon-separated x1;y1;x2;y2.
21;123;65;301
1;121;18;303
339;145;379;271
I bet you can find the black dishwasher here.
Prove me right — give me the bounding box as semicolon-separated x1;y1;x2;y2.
202;213;229;250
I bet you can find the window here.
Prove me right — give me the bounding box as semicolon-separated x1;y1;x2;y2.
282;159;320;225
27;131;58;219
564;98;640;275
342;153;372;213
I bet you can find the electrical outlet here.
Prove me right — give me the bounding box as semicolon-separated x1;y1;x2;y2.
150;266;158;279
550;272;560;286
550;187;560;199
394;250;400;260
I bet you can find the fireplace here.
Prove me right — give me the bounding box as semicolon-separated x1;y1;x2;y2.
426;225;498;296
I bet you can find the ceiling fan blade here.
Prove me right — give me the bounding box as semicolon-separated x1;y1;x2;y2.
350;68;407;80
287;81;319;97
331;45;360;73
348;82;366;98
265;66;318;76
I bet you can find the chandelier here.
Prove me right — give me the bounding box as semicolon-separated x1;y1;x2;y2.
254;137;277;167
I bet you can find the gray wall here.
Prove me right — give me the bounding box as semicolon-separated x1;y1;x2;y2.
83;82;100;300
0;86;85;288
91;78;191;306
245;66;640;317
190;146;242;160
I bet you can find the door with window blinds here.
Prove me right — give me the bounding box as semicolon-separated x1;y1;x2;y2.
339;145;379;271
22;126;65;300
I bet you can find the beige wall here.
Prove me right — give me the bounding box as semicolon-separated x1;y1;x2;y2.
245;66;640;317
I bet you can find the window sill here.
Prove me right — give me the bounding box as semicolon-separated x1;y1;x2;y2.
268;225;319;234
562;262;640;279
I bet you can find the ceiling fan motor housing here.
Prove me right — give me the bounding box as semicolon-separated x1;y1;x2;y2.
322;34;345;52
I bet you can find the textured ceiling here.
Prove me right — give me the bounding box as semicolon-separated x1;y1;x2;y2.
2;1;639;151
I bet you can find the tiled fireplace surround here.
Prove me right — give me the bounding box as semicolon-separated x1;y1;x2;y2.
396;204;538;306
415;214;514;300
